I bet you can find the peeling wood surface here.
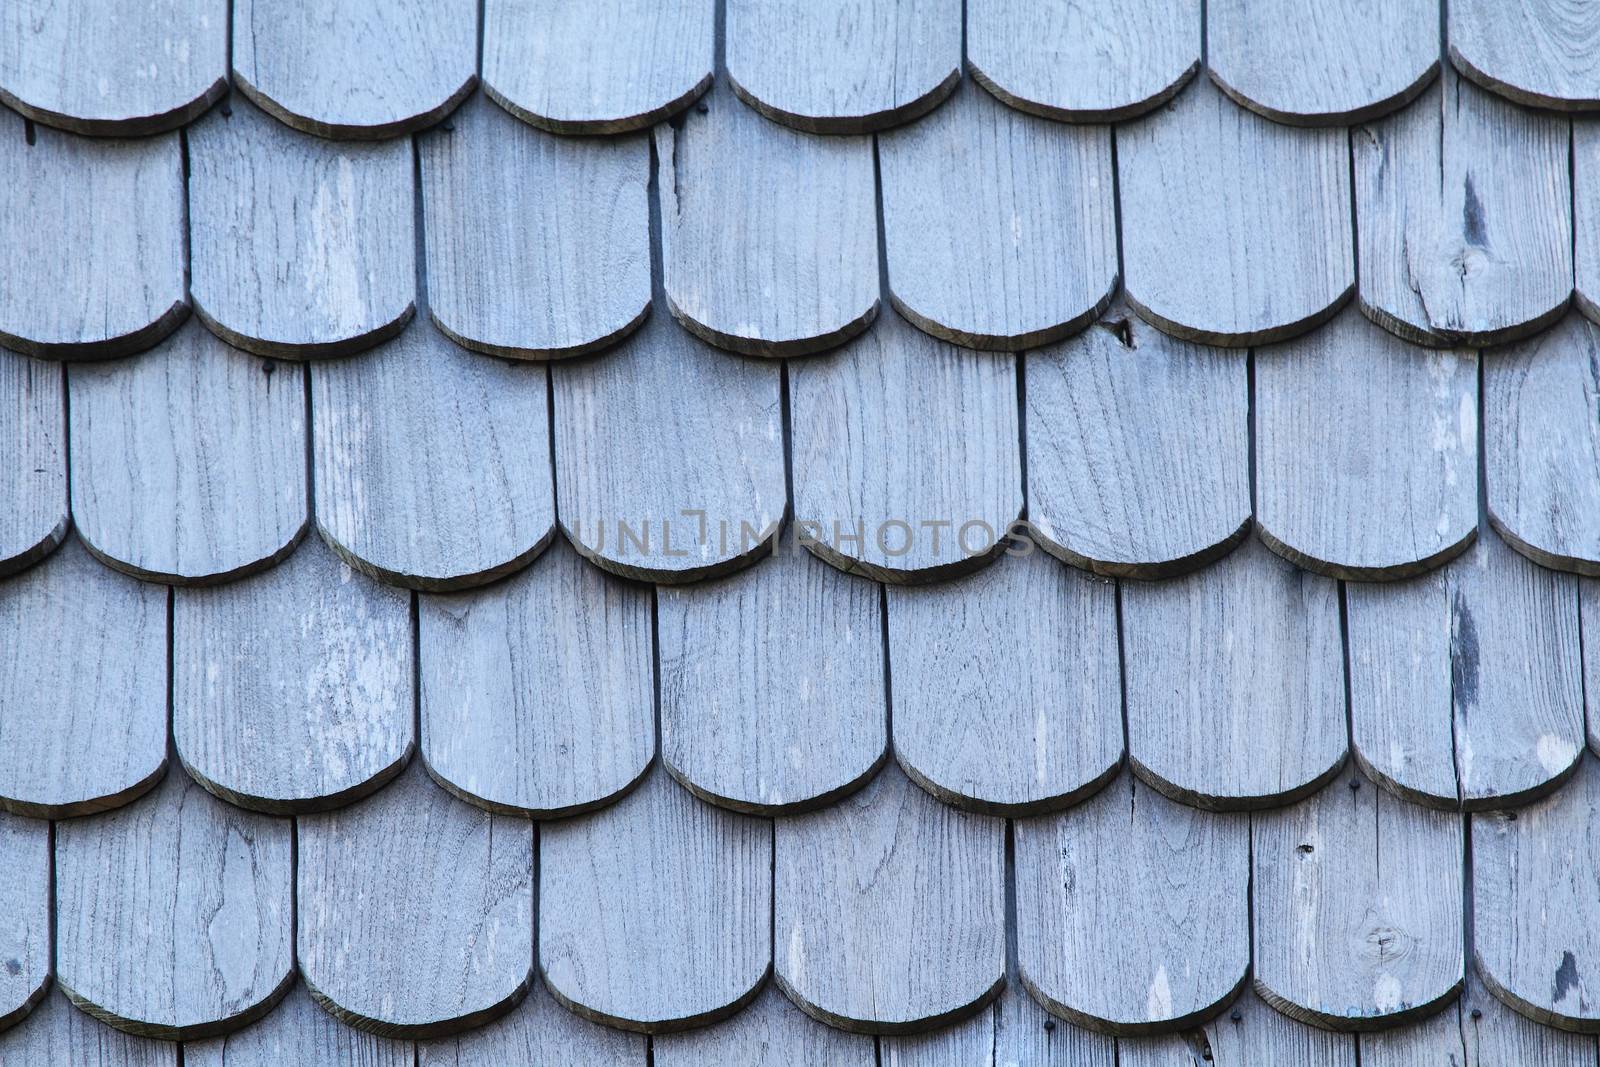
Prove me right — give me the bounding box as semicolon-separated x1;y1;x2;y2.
1354;70;1573;348
188;96;415;358
173;533;413;814
653;985;873;1067
55;769;294;1041
658;83;879;356
540;766;770;1034
1208;0;1439;124
1025;311;1249;578
481;0;712;134
965;0;1199;122
420;537;654;818
0;113;185;359
68;322;308;584
0;538;167;819
311;315;556;591
186;982;412;1067
0;811;49;1031
232;0;477;138
789;310;1023;582
0;988;176;1066
552;311;785;583
1485;313;1600;575
775;762;1005;1034
878;80;1117;351
1118;77;1353;347
298;763;534;1039
420;95;650;359
888;547;1121;815
725;0;961;133
1449;0;1600;110
1015;772;1250;1034
658;545;887;815
1122;536;1347;810
1254;309;1478;580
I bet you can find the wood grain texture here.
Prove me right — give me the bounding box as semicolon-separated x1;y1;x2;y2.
0;352;66;577
540;765;770;1033
552;311;785;582
188;96;415;359
1255;308;1479;580
774;762;1005;1034
312;315;556;591
658;83;879;356
0;0;226;135
173;532;413;814
1588;580;1600;756
1117;990;1355;1067
1122;536;1347;810
1118;77;1353;347
55;768;294;1040
1025;311;1250;578
299;761;534;1038
420;979;642;1067
420;537;654;818
68;322;308;584
481;0;713;134
1485;313;1600;575
420;94;650;359
886;986;1115;1067
0;537;167;819
1253;764;1464;1030
0;113;185;359
1014;772;1250;1035
0;988;176;1066
186;982;412;1067
232;0;476;138
789;310;1023;582
1360;976;1596;1066
1354;71;1573;348
1575;121;1600;321
653;984;873;1067
725;0;961;133
887;546;1121;815
1208;0;1439;124
658;544;887;814
878;80;1117;351
1449;0;1600;110
1474;754;1600;1031
965;0;1199;123
0;812;48;1031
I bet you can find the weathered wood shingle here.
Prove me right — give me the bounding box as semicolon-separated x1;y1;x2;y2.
0;811;48;1031
1449;0;1600;110
0;353;65;577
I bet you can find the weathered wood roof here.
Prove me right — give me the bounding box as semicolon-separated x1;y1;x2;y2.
3;1;1600;1063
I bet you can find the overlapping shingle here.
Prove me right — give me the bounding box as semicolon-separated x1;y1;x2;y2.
1449;0;1600;111
0;354;65;577
0;810;48;1031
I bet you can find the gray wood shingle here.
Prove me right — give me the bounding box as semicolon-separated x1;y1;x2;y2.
658;545;887;815
1360;976;1597;1066
725;0;961;133
0;811;48;1031
311;316;556;591
774;762;1005;1034
188;96;415;359
298;762;534;1038
1449;0;1600;111
185;983;412;1067
68;322;308;584
1254;308;1479;580
232;0;477;139
1014;772;1250;1034
0;113;185;359
0;537;167;819
1207;0;1440;124
418;980;643;1067
420;537;654;818
540;766;770;1034
1117;990;1356;1066
54;769;295;1040
0;0;226;135
173;533;413;814
1025;311;1250;578
1118;77;1353;347
481;0;713;135
0;353;66;578
887;547;1121;815
0;989;175;1066
1354;70;1573;348
880;986;1115;1066
1575;120;1600;321
658;83;879;357
965;0;1199;123
652;985;874;1067
878;79;1117;351
420;94;651;360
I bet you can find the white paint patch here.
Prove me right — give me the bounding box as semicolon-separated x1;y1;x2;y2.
1374;972;1403;1013
1146;964;1173;1020
1537;733;1579;775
